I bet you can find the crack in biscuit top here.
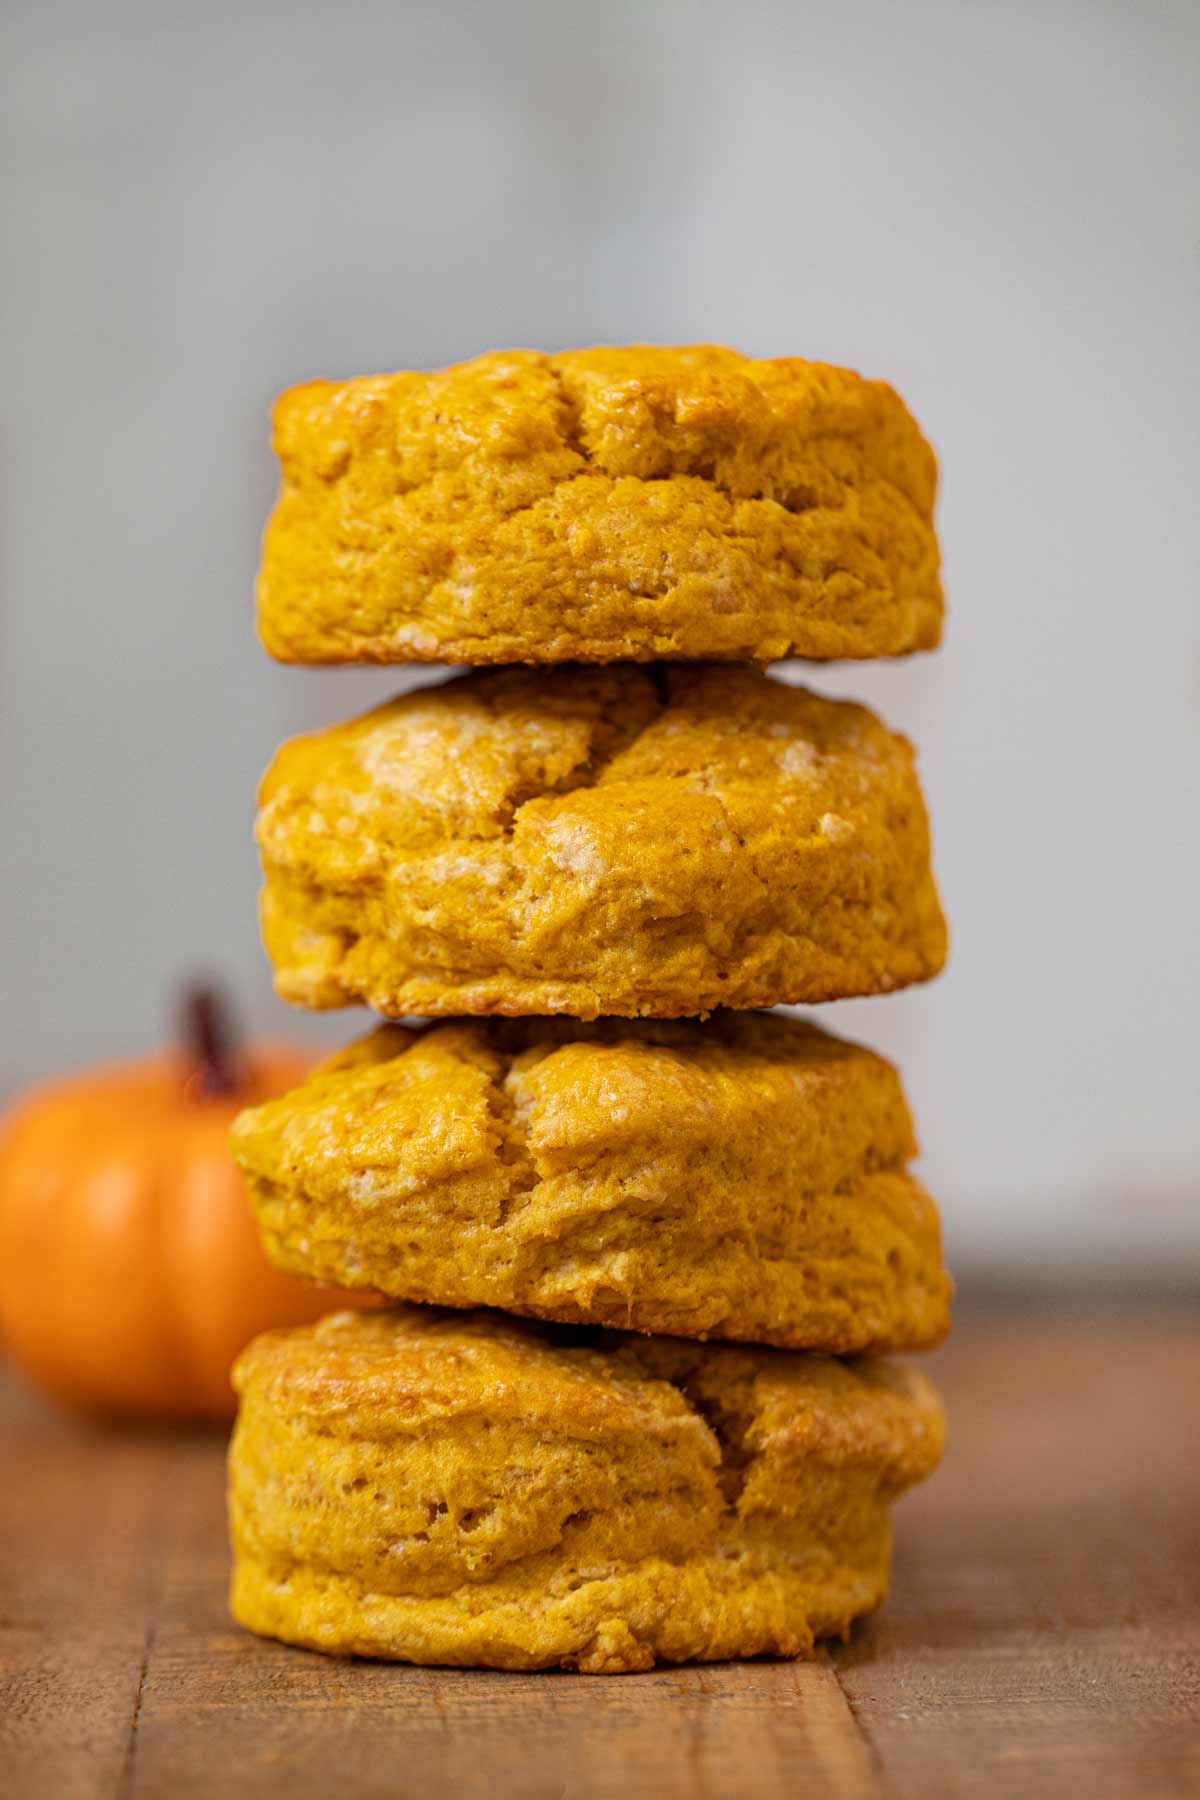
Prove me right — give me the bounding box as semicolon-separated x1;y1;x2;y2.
233;1306;946;1504
259;664;897;864
274;345;938;520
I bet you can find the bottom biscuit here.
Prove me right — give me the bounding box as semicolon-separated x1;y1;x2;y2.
229;1307;945;1672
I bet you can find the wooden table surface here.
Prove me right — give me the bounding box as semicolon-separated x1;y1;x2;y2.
2;1304;1198;1799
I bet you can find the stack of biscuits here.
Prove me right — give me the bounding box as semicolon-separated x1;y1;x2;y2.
228;345;952;1674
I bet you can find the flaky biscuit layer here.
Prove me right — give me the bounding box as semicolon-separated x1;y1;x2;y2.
257;663;947;1019
258;345;942;666
229;1307;945;1671
232;1013;950;1352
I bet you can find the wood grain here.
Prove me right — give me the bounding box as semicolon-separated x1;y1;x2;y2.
844;1309;1200;1800
1;1308;1197;1799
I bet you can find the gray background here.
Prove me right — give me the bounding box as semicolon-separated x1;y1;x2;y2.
3;0;1197;1281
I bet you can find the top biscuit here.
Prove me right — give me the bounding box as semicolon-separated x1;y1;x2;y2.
258;345;942;666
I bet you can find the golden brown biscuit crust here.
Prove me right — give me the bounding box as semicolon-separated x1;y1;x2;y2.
257;345;942;666
257;663;947;1019
228;1307;945;1671
232;1014;951;1352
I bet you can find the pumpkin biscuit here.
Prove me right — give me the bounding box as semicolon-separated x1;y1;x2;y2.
231;1013;950;1353
229;1306;945;1672
257;344;942;666
257;662;946;1019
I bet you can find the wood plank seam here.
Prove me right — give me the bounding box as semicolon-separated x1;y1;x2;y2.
800;1659;884;1799
115;1618;156;1799
828;1654;886;1797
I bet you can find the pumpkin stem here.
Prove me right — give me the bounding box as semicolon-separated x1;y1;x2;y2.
184;982;240;1096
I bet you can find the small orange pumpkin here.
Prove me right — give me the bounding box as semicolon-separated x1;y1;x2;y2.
0;986;363;1422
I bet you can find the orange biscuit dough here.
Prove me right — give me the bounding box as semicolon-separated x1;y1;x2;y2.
229;1307;945;1672
257;345;942;666
231;1013;951;1353
256;663;947;1019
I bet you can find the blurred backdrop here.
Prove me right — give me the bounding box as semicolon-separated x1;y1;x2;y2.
2;0;1197;1285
